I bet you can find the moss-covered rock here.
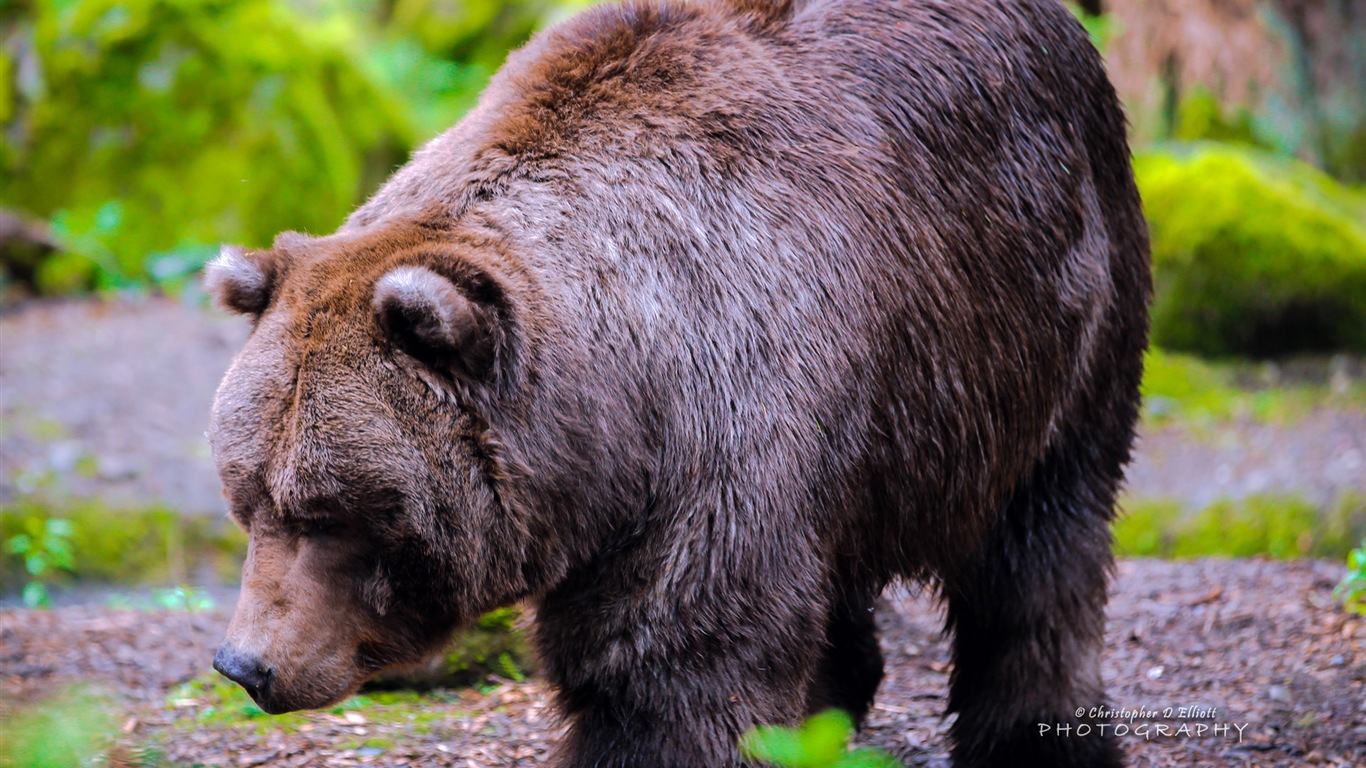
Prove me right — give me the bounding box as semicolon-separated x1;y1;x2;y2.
1137;144;1366;358
366;606;535;691
0;497;247;590
1115;492;1366;559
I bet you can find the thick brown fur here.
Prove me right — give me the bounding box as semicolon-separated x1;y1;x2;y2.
207;1;1150;766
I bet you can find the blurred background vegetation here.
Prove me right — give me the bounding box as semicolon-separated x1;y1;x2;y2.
0;0;596;295
0;0;1361;349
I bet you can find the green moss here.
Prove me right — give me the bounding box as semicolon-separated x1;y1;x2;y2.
0;687;117;768
368;605;535;690
1137;143;1366;358
1;496;246;590
1140;350;1240;426
1115;493;1366;559
1173;496;1319;558
1172;89;1262;148
166;672;467;733
1139;348;1366;428
1111;498;1184;557
477;605;521;632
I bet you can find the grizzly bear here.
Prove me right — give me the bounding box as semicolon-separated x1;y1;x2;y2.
205;1;1149;766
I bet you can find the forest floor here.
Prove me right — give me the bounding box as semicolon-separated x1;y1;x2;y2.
1;559;1362;767
1;298;1364;766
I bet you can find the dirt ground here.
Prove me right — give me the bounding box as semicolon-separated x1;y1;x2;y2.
1;559;1361;767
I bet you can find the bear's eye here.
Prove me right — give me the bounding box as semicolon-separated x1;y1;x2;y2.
295;518;341;539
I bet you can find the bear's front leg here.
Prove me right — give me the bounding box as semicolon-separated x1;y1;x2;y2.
533;553;829;768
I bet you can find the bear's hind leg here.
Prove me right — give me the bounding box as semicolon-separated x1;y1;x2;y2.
806;586;885;727
941;449;1124;768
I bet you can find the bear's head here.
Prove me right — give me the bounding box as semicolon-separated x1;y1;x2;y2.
204;224;532;713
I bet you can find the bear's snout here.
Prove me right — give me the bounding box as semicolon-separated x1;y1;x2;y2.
213;644;273;704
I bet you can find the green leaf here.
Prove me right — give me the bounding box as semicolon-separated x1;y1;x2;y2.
93;200;124;234
741;723;812;766
45;518;75;537
23;581;51;609
740;710;855;768
6;533;32;554
25;554;49;577
837;748;904;768
797;710;855;765
45;538;76;570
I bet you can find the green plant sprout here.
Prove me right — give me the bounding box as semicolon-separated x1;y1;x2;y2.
152;585;217;612
5;517;76;608
1335;539;1366;616
739;710;902;768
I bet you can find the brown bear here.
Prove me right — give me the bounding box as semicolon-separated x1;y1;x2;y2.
205;1;1150;766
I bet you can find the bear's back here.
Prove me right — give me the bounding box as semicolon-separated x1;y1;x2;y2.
347;0;1148;550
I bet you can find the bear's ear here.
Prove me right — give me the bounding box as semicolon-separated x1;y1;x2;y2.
373;265;498;378
204;245;280;317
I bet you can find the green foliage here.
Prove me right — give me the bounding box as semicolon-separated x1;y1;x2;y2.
361;36;489;142
0;496;246;590
740;710;901;768
1139;349;1366;428
1115;493;1366;559
4;517;76;608
370;605;535;689
2;0;409;292
1335;539;1366;616
1171;89;1261;149
167;670;463;733
1;0;597;295
150;584;217;611
377;0;575;138
1064;3;1116;52
0;687;117;768
384;0;594;72
1137;143;1366;358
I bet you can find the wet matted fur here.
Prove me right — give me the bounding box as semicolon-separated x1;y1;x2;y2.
206;1;1150;766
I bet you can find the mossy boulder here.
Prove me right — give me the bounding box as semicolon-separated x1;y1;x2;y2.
366;606;535;691
0;498;247;590
1137;144;1366;358
1115;493;1366;560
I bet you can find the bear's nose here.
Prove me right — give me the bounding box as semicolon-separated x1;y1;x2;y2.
213;644;272;698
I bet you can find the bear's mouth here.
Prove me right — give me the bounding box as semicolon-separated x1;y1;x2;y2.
247;677;356;715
